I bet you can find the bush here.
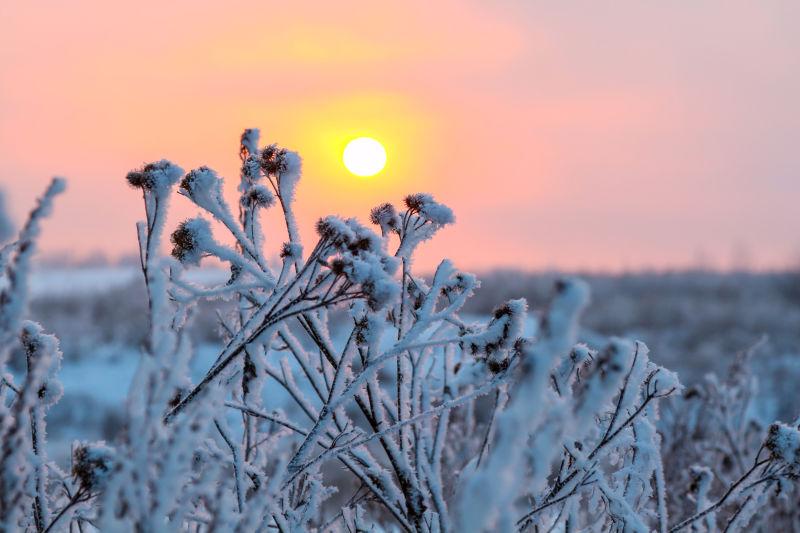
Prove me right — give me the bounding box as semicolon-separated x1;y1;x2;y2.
0;130;797;532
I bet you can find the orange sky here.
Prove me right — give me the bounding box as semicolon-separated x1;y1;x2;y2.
2;0;799;271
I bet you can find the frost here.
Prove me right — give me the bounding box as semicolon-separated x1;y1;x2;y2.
0;191;13;244
240;128;260;157
463;298;526;357
72;441;116;491
278;150;302;203
241;183;275;208
180;166;226;213
170;217;212;265
1;129;797;533
404;193;455;225
395;193;455;258
126;159;183;193
370;202;401;236
766;423;800;466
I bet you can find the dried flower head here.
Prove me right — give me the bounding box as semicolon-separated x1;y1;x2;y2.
73;442;116;491
20;321;63;406
316;216;383;255
765;422;800;466
329;257;346;276
370;203;401;235
180;166;221;198
241;154;261;183
466;299;527;356
242;184;275;208
170;218;211;265
403;193;454;225
125;160;184;192
440;272;478;299
280;242;303;259
259;144;289;176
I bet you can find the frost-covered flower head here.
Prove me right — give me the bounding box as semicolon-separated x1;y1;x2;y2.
350;300;387;348
180;166;226;213
125;160;184;193
72;441;116;491
465;298;527;356
170;218;212;265
348;256;401;310
404;193;455;226
280;242;303;260
396;193;455;258
369;203;401;236
316;216;384;255
241;184;275;209
259;144;289;176
316;216;400;309
241;155;261;185
403;275;428;311
765;422;800;466
259;144;302;202
440;271;479;300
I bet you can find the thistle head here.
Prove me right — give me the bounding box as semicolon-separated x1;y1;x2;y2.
280;242;302;260
259;144;289;176
170;218;211;265
126;160;183;192
370;203;401;235
403;193;454;225
73;441;116;491
765;422;800;466
241;184;275;209
180;166;221;198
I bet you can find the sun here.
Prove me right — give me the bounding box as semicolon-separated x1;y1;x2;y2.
343;137;387;177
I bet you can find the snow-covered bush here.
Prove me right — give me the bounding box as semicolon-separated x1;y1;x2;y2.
0;131;798;532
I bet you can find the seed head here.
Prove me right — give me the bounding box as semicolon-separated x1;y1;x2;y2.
73;442;115;491
170;218;210;265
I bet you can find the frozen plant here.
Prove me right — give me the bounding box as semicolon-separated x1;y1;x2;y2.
0;130;798;532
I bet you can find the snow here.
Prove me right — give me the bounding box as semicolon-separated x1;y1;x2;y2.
125;160;183;193
277;151;302;203
766;422;800;465
4;128;800;532
369;202;401;236
239;128;260;158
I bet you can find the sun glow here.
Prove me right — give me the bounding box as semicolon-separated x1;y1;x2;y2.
343;137;387;177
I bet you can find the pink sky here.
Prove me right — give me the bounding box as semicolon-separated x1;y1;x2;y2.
1;1;799;271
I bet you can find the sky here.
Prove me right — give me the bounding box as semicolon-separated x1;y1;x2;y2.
1;0;799;272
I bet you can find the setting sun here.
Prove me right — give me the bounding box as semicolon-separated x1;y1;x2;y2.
343;137;387;177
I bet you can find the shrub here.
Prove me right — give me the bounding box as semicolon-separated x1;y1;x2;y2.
0;131;797;532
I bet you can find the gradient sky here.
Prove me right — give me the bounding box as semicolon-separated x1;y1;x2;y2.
2;1;799;272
